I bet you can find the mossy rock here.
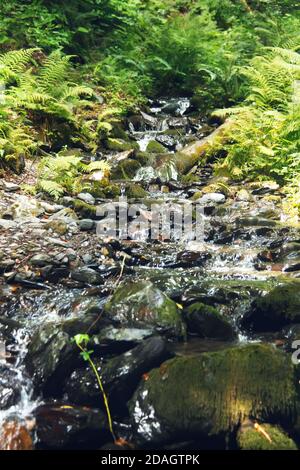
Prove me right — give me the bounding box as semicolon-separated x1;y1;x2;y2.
181;174;200;185
105;138;139;152
73;200;96;219
237;422;297;450
129;344;297;445
185;302;235;340
88;181;121;199
133;151;154;167
146;141;166;154
104;280;185;338
110;122;130;141
243;281;300;331
111;160;142;180
126;183;148;199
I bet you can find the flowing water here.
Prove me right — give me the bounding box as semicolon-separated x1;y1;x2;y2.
0;97;299;449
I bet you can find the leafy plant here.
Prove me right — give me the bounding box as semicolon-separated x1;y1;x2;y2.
37;153;111;199
72;334;116;442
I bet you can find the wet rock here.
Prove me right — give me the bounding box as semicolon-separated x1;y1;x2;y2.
129;344;297;445
0;365;21;409
167;117;189;129
65;336;170;411
71;267;103;285
79;219;95;231
34;404;110;449
25;323;77;393
0;420;33;450
198;193;226;205
171;251;211;268
238;217;277;227
92;326;153;352
104;281;185;337
242;281;300;331
155;135;176;150
77;192;95;205
237;421;297;450
184;303;235;340
30;254;53;267
283;260;300;272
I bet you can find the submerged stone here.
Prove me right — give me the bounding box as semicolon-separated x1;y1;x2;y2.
129;344;297;445
104;281;185;337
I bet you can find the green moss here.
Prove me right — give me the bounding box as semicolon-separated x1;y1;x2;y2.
146;140;165;154
181;174;199;184
133;151;154;167
104;280;185;338
130;344;298;438
73;199;96;219
185;302;235;340
110;122;130;141
111;159;142;180
105;137;139;152
237;423;298;450
253;281;300;329
126;183;147;199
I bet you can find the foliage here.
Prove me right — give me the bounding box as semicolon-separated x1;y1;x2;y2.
211;47;300;182
37;153;110;199
72;334;116;442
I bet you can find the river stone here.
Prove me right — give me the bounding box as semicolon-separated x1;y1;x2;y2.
104;281;185;337
198;193;226;205
30;254;53;267
34;404;110;449
184;303;235;340
65;336;170;411
242;281;300;331
77;192;95;205
237;421;297;450
129;344;297;445
71;267;103;285
79;219;94;231
25;323;76;393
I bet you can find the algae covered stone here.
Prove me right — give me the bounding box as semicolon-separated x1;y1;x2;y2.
104;280;185;337
129;344;297;445
237;422;297;450
185;302;235;340
243;281;300;331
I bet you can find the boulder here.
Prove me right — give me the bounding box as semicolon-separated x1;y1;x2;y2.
34;404;110;449
25;323;77;393
242;281;300;331
184;302;235;340
65;336;170;411
104;281;185;337
70;267;103;285
129;344;297;445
